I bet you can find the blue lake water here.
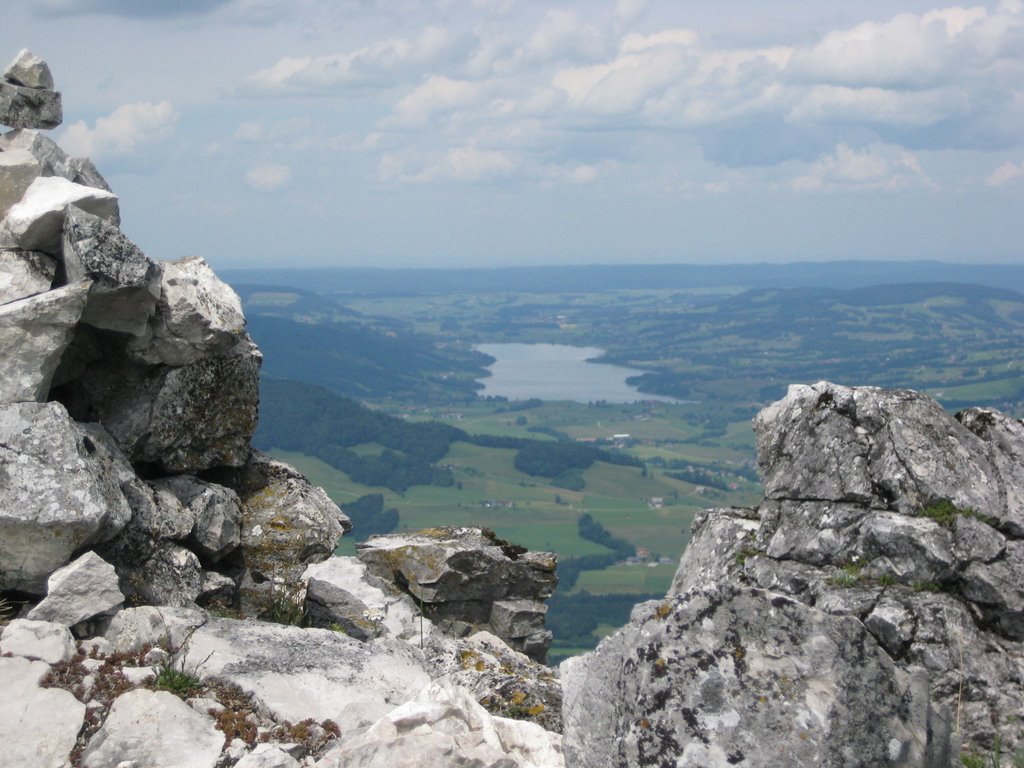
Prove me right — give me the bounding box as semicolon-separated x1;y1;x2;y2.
475;343;678;404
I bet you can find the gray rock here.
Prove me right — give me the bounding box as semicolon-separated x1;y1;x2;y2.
957;407;1024;536
26;551;124;626
0;147;40;218
0;280;89;403
80;689;223;768
959;540;1024;640
67;155;113;191
0;128;72;177
186;616;431;731
357;527;556;661
0;401;132;592
236;745;301;768
0;248;55;304
0;80;62;130
62;205;160;336
127;256;246;366
210;451;348;616
3;49;55;90
151;474;242;562
103;605;208;654
68;334;261;473
316;678;563;768
0;618;77;664
198;569;236;605
1;175;118;252
561;585;952;768
303;556;428;641
864;595;917;658
856;512;957;585
754;382;1002;516
669;507;760;595
122;542;204;607
0;656;85;768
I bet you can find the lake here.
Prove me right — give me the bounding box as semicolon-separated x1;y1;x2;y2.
475;343;678;404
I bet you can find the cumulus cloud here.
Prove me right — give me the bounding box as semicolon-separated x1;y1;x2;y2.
392;75;487;124
986;159;1024;186
60;101;178;159
244;164;292;190
381;147;515;183
792;143;935;192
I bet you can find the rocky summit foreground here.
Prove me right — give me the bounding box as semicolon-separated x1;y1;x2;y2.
564;381;1024;767
3;47;1023;768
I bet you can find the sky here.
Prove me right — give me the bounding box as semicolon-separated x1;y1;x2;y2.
3;0;1023;270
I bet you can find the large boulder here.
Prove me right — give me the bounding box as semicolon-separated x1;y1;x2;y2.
62;205;161;336
0;175;118;252
65;334;262;473
0;401;133;592
26;551;124;627
658;382;1024;755
357;527;556;661
0;618;78;664
151;474;242;563
562;585;952;768
127;256;246;366
0;280;89;403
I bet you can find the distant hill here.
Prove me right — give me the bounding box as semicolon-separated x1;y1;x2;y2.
221;261;1024;296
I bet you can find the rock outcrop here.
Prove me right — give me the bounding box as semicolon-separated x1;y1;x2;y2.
0;49;564;768
357;527;557;661
563;381;1024;765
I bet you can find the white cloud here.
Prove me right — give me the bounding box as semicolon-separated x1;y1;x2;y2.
392;75;487;124
792;143;935;192
986;159;1024;186
244;164;291;190
59;101;178;160
381;146;515;183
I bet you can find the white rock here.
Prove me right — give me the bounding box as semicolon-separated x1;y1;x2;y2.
104;606;208;654
27;551;125;626
0;147;41;218
0;656;86;768
236;745;302;768
4;49;55;90
0;248;55;305
187;616;430;732
81;689;223;768
0;618;77;664
0;175;118;252
127;256;245;366
0;128;71;177
317;678;564;768
0;281;89;403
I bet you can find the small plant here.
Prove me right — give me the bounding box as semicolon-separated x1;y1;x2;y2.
917;499;997;528
735;545;760;565
876;572;897;587
362;608;385;637
913;581;942;593
154;662;203;698
261;577;307;627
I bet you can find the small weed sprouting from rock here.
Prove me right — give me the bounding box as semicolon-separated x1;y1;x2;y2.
917;499;997;529
913;582;942;593
735;546;761;566
153;663;203;698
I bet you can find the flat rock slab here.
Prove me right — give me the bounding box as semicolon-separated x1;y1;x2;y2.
0;656;85;768
81;688;223;768
188;616;431;735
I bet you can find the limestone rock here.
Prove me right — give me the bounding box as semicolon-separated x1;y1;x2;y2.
561;585;952;768
0;280;89;403
80;688;223;768
26;551;124;627
67;334;261;473
67;155;113;191
0;127;72;177
210;451;349;616
357;527;556;661
127;256;246;366
957;407;1024;536
186;616;431;734
316;678;563;768
0;80;62;130
0;248;55;304
236;745;301;768
151;474;242;562
4;49;54;90
0;656;86;768
121;542;204;607
103;605;208;654
0;618;77;664
754;382;1003;516
1;175;118;252
0;401;132;592
303;555;428;641
62;205;160;336
0;147;40;218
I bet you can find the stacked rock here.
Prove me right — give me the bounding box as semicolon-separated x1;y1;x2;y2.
0;49;350;617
